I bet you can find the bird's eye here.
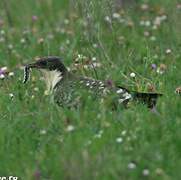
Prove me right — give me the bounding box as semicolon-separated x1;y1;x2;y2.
39;60;47;66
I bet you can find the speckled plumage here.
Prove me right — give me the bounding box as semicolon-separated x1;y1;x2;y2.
24;56;162;108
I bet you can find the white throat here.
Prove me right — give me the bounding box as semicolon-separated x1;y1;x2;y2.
41;69;63;92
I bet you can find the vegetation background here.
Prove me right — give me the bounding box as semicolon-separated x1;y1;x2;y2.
0;0;180;179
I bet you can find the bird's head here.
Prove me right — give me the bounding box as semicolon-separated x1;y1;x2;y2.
24;56;68;91
27;56;67;73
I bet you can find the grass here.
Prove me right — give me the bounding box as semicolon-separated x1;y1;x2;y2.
0;0;181;179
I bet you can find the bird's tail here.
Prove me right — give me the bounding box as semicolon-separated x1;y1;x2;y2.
131;91;163;108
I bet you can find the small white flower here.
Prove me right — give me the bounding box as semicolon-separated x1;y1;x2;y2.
140;4;149;11
121;130;127;136
0;37;5;42
60;28;65;34
8;72;14;77
145;20;151;26
144;31;150;37
153;54;158;59
85;140;92;146
83;65;88;69
139;20;145;26
94;133;102;139
154;17;161;26
64;19;69;25
94;130;104;139
130;72;136;78
128;162;136;169
38;38;44;44
105;16;111;23
0;74;5;79
1;66;7;71
34;87;39;91
160;15;167;21
142;169;150;176
92;57;96;61
112;13;120;19
8;44;13;50
150;36;156;41
66;125;75;132
9;93;14;98
40;129;47;135
44;90;49;95
92;62;101;68
152;25;158;30
20;38;26;44
66;39;70;45
166;49;171;54
116;137;123;143
0;30;5;35
93;43;98;48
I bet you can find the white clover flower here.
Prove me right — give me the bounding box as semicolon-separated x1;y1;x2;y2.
160;15;167;21
40;129;47;135
92;62;101;68
142;169;150;176
8;72;14;77
144;31;150;37
0;30;5;35
140;4;149;11
112;13;120;19
60;28;65;34
154;17;161;26
85;140;92;146
8;44;13;50
0;74;5;79
152;25;158;30
66;125;75;132
44;90;49;96
64;19;69;25
92;57;96;61
0;37;5;42
145;20;151;27
150;36;156;41
94;133;102;139
130;72;136;78
9;93;14;98
104;16;111;23
166;49;172;54
128;162;136;169
121;130;127;136
20;38;26;44
1;66;7;71
93;43;98;48
38;38;44;44
66;39;70;45
34;87;39;91
116;137;123;143
139;20;145;26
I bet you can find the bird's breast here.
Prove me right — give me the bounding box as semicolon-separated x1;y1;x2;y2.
41;69;63;92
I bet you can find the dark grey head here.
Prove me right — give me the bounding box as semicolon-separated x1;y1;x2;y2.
23;56;68;90
27;56;67;73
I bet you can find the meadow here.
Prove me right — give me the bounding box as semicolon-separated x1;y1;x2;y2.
0;0;180;179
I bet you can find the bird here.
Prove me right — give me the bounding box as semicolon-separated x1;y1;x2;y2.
23;56;162;109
